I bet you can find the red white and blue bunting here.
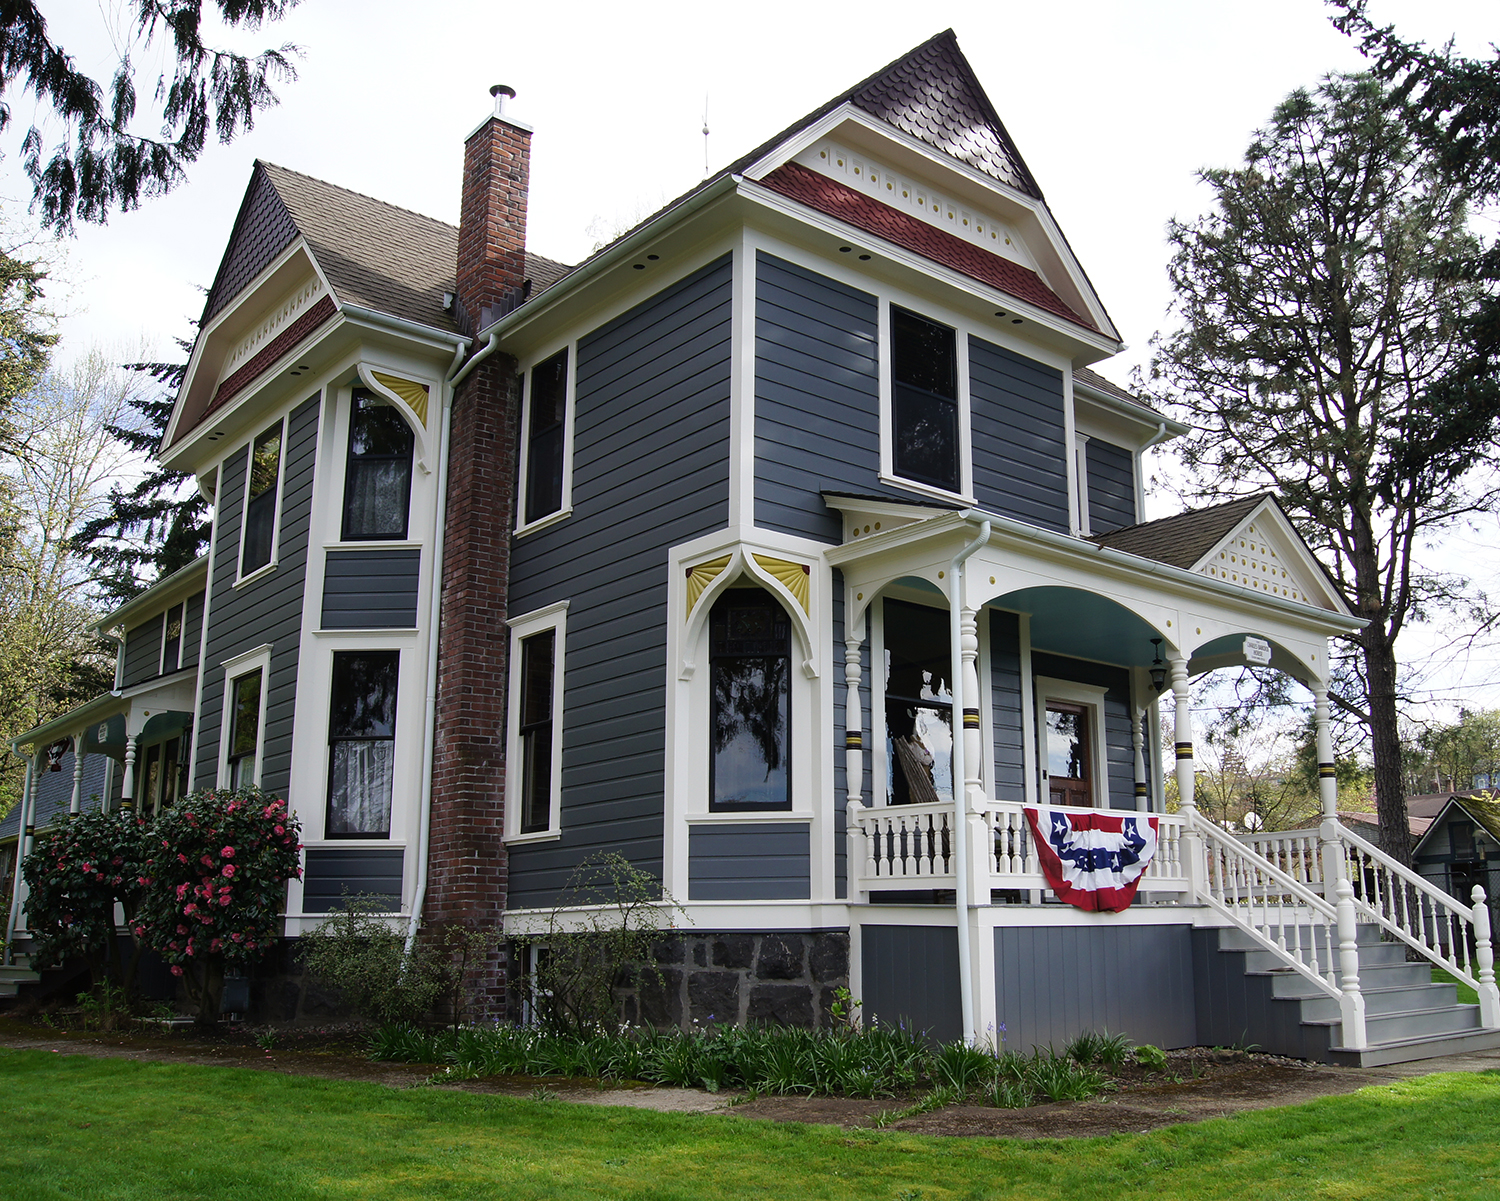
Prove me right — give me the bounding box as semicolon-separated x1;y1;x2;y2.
1022;806;1160;912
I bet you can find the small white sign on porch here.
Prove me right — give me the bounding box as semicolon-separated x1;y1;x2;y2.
1243;636;1273;666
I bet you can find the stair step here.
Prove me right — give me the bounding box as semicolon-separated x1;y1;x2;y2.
1214;922;1384;953
1304;1003;1484;1041
1294;984;1459;1021
1327;1027;1500;1068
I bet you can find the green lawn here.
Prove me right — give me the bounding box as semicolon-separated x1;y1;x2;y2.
3;1051;1500;1200
1433;967;1482;1005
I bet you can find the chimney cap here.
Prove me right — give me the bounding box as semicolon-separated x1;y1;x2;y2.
490;84;517;118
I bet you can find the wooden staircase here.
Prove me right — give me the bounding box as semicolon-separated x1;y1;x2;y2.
1199;922;1500;1066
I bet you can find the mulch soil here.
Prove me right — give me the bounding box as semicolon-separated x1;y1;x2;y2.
0;1017;1387;1139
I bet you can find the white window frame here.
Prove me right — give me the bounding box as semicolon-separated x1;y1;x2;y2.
218;643;273;788
504;601;568;843
159;602;186;675
236;416;288;585
513;344;576;537
877;296;975;505
1033;675;1109;809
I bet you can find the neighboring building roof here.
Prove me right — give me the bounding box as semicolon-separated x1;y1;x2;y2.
1411;792;1500;856
1339;809;1434;839
1089;494;1269;570
203;161;572;336
759;161;1095;331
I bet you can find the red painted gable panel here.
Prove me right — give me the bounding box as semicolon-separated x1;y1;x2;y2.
757;162;1097;333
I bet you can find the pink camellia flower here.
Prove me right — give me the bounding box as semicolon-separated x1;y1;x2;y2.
200;854;213;867
176;882;190;899
221;846;235;858
231;932;243;942
210;939;222;953
222;865;236;878
219;895;231;906
132;926;144;937
176;853;188;864
170;965;184;977
274;825;284;835
184;903;197;915
81;862;92;872
185;943;195;956
177;924;189;936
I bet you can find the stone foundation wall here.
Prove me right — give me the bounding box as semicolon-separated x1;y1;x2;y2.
616;931;850;1031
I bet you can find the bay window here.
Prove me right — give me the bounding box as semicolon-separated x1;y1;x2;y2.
326;650;399;837
342;388;414;540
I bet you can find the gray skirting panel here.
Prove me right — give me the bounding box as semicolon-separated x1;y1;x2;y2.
688;823;810;900
861;925;962;1044
995;923;1197;1052
302;847;405;912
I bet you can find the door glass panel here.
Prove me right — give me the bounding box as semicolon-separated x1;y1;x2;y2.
1045;702;1092;806
884;599;953;805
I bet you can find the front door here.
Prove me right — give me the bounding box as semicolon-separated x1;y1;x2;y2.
1044;702;1092;807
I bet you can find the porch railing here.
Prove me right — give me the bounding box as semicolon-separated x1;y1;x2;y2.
846;798;1188;899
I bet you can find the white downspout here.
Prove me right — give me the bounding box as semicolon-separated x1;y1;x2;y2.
948;518;991;1045
405;333;489;957
5;748;36;964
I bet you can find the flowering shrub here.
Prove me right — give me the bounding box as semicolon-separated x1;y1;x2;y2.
21;808;152;980
132;787;302;1022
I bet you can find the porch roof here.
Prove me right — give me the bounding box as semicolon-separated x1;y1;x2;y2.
823;499;1363;680
9;668;199;758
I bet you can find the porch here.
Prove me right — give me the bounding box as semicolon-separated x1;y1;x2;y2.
825;495;1500;1064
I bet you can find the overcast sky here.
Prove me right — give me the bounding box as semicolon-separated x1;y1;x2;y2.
4;0;1498;720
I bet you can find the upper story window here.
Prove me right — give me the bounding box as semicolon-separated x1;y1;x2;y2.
326;650;399;838
226;669;263;788
891;306;959;494
161;603;184;674
342;389;414;541
240;424;283;576
521;348;569;526
710;589;792;812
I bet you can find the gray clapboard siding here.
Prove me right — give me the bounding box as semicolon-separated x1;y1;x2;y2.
1086;440;1136;534
968;336;1069;533
861;925;962;1043
194;394;320;801
123;614;164;685
321;549;421;628
688;824;810;900
506;256;732;909
996;924;1197;1051
989;610;1025;801
1030;652;1135;809
302;848;404;912
182;591;205;669
755;253;886;543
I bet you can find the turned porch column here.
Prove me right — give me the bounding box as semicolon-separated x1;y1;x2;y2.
1132;708;1148;811
69;732;86;819
1171;655;1205;897
119;735;138;812
960;606;989;907
844;603;867;903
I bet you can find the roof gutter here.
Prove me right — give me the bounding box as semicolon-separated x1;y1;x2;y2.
1073;380;1189;439
337;304;471;348
405;331;487;960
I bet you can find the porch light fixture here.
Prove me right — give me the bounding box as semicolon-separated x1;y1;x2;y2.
1149;638;1167;694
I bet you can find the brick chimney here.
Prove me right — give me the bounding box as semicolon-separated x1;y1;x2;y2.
426;86;532;1020
456;85;532;333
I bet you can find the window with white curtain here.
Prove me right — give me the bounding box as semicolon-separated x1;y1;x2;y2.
326;650;399;837
341;389;414;540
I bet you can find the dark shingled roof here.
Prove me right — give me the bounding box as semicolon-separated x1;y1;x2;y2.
1072;366;1167;420
217;162;571;333
1089;493;1270;570
522;30;1047;316
761;162;1093;330
849;29;1041;198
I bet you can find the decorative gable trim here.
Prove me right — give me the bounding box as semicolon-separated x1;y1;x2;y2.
203;294;336;418
757;161;1095;332
1190;499;1344;613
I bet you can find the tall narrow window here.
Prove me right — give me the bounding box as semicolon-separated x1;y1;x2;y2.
327;651;399;837
241;425;282;575
883;599;953;805
518;631;555;834
226;670;263;788
161;603;184;674
710;590;791;811
342;389;414;540
523;349;568;524
891;306;959;493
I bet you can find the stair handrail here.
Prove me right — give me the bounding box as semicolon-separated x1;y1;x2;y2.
1323;818;1500;1026
1190;812;1368;1049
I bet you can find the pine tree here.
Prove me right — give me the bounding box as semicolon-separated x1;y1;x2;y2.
73;356;210;606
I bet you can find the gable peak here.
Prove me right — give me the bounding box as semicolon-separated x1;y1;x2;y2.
848;30;1041;199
